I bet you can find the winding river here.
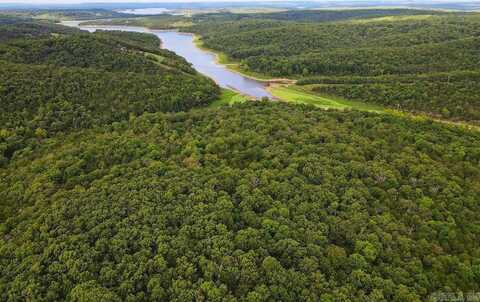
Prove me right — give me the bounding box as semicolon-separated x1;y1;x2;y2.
61;21;272;99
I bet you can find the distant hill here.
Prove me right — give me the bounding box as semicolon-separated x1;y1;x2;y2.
188;10;480;122
0;17;81;42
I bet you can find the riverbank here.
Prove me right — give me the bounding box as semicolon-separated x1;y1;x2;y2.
191;35;296;85
186;30;480;130
70;20;479;131
72;19;293;86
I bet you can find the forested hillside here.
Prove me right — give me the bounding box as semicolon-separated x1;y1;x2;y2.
0;16;81;42
0;30;197;73
300;71;480;121
82;14;193;29
1;102;479;301
87;8;447;28
0;18;219;166
192;8;449;23
0;9;132;21
188;11;480;122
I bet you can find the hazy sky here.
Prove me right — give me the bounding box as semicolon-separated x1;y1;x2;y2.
2;0;305;3
1;0;320;2
0;0;274;2
0;0;471;4
0;0;330;4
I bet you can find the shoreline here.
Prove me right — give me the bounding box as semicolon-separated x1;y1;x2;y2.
65;21;479;131
190;34;297;85
72;20;297;85
69;20;294;87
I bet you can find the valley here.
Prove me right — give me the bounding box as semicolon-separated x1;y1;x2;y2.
74;10;480;129
1;6;480;301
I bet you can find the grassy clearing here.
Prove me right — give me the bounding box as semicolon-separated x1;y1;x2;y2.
347;14;436;24
268;85;385;113
385;108;480;132
209;89;249;108
269;85;480;132
194;37;479;132
144;52;165;63
32;13;63;20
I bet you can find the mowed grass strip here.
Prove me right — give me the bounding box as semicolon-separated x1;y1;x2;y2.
209;89;249;108
268;85;385;113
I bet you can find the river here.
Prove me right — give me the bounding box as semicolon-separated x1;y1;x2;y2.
61;21;272;99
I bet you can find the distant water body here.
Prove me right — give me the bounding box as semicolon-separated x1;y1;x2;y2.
118;8;171;15
62;22;272;99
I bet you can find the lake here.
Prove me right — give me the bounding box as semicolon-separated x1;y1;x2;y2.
117;8;172;15
61;22;272;99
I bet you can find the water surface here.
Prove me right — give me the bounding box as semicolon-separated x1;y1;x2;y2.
62;22;272;98
118;8;172;15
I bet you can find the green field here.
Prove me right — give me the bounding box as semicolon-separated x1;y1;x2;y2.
200;40;479;132
268;85;386;112
347;14;436;24
187;10;480;124
209;88;249;108
268;84;480;131
211;84;384;113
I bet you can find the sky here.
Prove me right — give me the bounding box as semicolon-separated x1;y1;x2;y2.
0;0;345;2
1;0;300;2
0;0;472;3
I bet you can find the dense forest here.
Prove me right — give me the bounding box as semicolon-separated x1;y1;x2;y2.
301;71;480;121
1;102;479;301
0;18;219;166
191;8;450;23
87;8;449;28
1;10;480;302
187;11;480;122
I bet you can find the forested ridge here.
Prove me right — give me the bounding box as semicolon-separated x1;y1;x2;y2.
0;18;219;166
1;102;479;301
192;8;450;23
82;14;193;30
187;11;480;122
0;17;81;42
90;8;449;27
0;9;133;21
301;71;480;121
0;30;197;74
